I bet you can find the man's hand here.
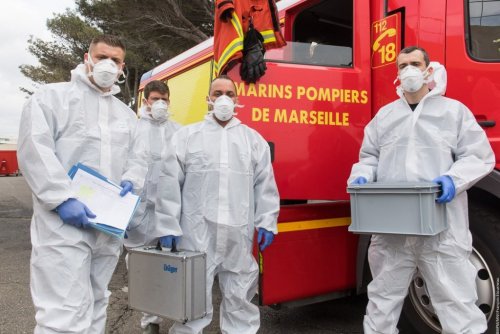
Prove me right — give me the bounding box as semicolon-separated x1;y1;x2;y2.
159;235;181;248
351;176;367;185
433;175;455;203
258;228;274;252
120;180;133;197
56;198;96;228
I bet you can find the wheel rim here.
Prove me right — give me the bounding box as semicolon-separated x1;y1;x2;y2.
408;247;496;331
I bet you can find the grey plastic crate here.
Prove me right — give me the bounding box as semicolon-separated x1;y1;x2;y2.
347;182;448;235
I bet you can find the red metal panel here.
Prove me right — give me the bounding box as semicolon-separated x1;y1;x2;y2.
227;61;370;201
385;0;447;62
260;226;358;305
257;202;358;305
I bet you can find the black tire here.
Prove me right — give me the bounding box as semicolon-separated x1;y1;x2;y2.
399;190;500;333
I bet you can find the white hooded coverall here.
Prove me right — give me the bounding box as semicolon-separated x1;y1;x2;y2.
124;108;180;328
348;63;495;334
17;64;147;334
156;115;280;334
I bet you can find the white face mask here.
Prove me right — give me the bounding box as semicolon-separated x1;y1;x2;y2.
149;100;169;121
209;95;236;122
398;65;430;93
86;55;120;89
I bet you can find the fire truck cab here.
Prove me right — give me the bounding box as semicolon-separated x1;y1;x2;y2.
139;0;500;332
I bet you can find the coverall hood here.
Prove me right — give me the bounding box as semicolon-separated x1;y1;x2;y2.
396;61;447;99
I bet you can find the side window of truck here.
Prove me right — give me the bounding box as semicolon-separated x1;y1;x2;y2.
265;0;353;67
467;0;500;60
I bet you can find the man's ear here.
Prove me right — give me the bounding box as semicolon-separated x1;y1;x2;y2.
84;53;89;63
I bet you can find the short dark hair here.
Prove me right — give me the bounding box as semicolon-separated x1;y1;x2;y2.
89;34;126;52
399;46;430;66
210;75;237;93
144;80;170;99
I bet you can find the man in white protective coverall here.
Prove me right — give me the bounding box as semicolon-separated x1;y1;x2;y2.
155;75;280;334
348;46;495;334
17;35;147;334
124;80;181;334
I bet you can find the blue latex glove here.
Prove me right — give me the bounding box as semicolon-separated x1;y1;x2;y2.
160;235;181;248
56;198;96;228
258;228;274;252
433;175;456;203
120;180;133;197
351;176;367;185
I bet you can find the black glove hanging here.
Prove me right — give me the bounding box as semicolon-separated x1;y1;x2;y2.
240;19;267;83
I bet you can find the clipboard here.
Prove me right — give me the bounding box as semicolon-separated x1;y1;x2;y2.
68;163;140;238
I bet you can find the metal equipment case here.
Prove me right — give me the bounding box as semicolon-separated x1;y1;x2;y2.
128;247;207;323
347;182;448;235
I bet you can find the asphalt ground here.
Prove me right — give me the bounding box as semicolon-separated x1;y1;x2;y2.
0;176;367;333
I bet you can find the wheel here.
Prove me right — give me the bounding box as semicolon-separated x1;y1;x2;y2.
399;192;499;333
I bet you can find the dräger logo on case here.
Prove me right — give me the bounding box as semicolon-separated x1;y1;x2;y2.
163;264;178;273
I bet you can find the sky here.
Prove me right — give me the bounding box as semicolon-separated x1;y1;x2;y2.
0;0;76;140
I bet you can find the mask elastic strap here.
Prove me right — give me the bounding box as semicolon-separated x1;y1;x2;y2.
86;52;95;78
423;65;432;83
116;67;127;84
206;96;215;107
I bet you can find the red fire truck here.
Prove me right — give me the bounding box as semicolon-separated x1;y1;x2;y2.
0;145;20;176
139;0;499;332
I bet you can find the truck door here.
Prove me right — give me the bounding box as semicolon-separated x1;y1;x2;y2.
229;0;372;202
226;0;372;306
447;0;500;169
